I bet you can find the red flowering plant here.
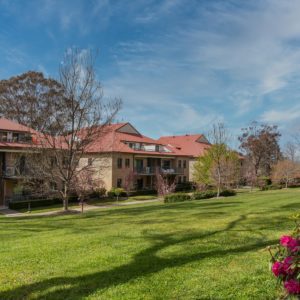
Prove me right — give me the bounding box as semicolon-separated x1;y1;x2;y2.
268;215;300;298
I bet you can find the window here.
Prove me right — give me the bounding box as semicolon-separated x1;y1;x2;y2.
0;132;7;142
183;160;187;168
178;160;182;168
13;133;19;142
50;156;57;167
125;158;130;168
178;176;182;184
117;178;122;188
88;158;93;166
183;176;187;183
117;158;122;168
163;160;171;169
63;157;68;167
50;181;58;191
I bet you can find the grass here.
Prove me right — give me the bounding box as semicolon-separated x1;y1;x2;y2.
0;188;299;299
13;195;159;214
15;202;80;214
127;195;158;201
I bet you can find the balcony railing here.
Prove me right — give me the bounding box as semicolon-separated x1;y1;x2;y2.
134;167;184;175
2;167;30;178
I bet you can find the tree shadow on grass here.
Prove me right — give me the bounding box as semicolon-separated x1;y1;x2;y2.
0;214;277;300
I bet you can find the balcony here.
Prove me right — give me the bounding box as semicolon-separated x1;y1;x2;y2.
3;166;30;178
134;167;184;175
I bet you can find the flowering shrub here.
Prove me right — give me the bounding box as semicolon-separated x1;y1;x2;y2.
268;216;300;298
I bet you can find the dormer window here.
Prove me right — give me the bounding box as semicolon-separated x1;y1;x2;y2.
0;132;7;142
13;133;19;142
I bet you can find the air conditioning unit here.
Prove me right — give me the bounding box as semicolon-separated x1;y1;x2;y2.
7;132;13;142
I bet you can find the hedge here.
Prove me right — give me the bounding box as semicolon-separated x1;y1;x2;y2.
193;190;217;200
107;188;127;198
8;195;80;210
219;189;237;197
175;182;195;192
261;184;282;191
127;189;157;196
164;193;191;203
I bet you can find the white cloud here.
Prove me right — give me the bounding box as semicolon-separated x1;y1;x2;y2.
261;106;300;123
101;0;300;138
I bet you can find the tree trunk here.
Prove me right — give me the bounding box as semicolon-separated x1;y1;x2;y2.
63;183;68;211
63;197;68;211
285;180;288;189
217;168;221;198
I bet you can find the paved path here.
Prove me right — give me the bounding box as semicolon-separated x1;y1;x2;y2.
0;199;161;218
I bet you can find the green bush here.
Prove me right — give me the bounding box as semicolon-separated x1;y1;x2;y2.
107;188;127;198
9;194;80;210
127;189;157;196
219;189;237;197
175;182;195;192
164;193;191;203
89;187;106;199
192;189;236;200
9;198;61;210
193;190;217;200
261;184;282;191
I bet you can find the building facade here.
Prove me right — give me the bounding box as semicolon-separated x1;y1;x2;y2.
0;119;35;206
0;119;211;206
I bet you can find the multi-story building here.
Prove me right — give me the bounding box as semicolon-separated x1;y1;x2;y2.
0;118;211;206
0;118;35;207
157;134;211;181
82;123;199;191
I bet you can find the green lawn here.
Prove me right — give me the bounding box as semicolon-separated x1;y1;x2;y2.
0;189;299;299
14;195;159;214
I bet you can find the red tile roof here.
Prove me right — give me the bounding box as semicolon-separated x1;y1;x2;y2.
0;119;209;158
157;134;211;158
85;123;185;156
0;118;36;133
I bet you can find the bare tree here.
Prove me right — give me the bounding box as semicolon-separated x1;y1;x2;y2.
70;169;103;213
123;170;136;194
155;171;176;197
29;48;121;211
284;142;298;162
271;159;300;188
239;122;281;186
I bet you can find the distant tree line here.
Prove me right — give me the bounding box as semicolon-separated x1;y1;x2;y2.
193;121;300;195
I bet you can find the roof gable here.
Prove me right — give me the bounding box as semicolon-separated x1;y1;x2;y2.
116;123;141;135
196;135;210;144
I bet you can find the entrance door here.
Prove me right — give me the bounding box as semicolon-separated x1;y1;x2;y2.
136;178;143;190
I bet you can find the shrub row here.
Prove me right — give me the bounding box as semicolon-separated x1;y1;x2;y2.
9;198;63;210
164;193;192;203
164;189;236;203
261;184;283;191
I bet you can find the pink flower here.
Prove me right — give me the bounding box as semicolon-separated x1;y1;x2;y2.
280;235;299;251
272;261;283;277
284;279;300;294
282;256;294;275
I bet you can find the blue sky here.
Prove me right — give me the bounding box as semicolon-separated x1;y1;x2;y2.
1;0;300;146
